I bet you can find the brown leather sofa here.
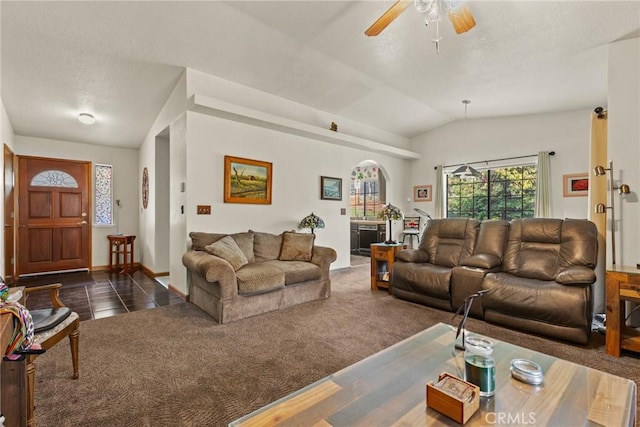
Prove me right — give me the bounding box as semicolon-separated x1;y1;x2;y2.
391;218;598;344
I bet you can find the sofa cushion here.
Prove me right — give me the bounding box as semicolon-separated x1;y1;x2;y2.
252;231;284;262
205;236;248;271
190;231;255;262
279;232;314;262
392;261;453;300
235;263;285;295
482;272;590;328
263;260;321;285
190;231;227;251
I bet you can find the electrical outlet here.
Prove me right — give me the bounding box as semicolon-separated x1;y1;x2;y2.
197;205;211;215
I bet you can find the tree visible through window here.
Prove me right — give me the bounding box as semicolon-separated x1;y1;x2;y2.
447;165;536;220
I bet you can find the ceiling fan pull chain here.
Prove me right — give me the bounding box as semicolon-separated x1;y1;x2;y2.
432;19;442;54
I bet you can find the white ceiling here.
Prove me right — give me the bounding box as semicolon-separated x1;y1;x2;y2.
2;1;639;149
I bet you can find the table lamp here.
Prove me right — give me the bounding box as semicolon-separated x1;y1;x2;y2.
378;203;404;244
299;212;325;235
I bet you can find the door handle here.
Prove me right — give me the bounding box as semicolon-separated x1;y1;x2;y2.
78;221;88;225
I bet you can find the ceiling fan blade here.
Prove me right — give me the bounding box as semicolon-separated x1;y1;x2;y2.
365;0;413;37
448;4;476;34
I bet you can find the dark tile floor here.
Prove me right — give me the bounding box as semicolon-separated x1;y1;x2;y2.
17;270;184;321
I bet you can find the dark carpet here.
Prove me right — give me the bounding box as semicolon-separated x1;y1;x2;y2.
34;264;639;426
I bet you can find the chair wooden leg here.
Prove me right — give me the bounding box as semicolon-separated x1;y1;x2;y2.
69;321;80;379
26;357;36;427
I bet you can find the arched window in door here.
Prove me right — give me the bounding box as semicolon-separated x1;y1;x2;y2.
349;161;386;219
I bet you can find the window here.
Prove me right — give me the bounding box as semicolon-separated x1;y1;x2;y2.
447;165;536;220
350;174;386;219
95;164;113;225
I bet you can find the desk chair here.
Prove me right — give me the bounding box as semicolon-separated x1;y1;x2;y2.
400;217;422;248
23;283;80;427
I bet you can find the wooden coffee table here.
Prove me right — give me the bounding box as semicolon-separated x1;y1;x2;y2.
230;323;636;426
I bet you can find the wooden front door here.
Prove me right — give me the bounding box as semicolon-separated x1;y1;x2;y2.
17;156;91;276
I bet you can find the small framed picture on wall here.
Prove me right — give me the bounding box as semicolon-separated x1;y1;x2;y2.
414;185;432;202
563;173;588;197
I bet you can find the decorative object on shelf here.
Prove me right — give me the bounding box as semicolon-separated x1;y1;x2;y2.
141;167;149;209
115;199;122;235
593;160;631;265
562;173;589;197
378;203;404;244
320;176;342;201
330;122;338;132
224;155;272;204
350;165;378;182
413;184;433;202
299;212;325;235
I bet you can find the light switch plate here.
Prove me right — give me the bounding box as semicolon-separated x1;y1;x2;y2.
197;205;211;215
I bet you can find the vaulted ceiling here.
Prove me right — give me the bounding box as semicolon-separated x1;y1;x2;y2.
2;1;639;149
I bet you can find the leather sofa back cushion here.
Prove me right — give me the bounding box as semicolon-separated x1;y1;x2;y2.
474;220;510;259
420;219;479;268
503;218;597;280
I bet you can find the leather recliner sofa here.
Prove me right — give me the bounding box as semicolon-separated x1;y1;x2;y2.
391;217;598;344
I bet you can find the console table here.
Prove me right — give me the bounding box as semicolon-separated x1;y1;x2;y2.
107;234;136;274
605;265;640;356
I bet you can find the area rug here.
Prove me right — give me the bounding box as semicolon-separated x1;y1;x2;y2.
33;264;639;426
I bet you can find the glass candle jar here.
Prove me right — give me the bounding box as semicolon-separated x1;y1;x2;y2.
464;335;495;397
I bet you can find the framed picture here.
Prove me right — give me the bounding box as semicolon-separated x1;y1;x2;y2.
414;185;432;202
321;176;342;201
224;155;272;204
563;173;589;197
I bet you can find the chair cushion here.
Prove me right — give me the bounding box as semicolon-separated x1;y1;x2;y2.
31;307;72;333
33;311;79;345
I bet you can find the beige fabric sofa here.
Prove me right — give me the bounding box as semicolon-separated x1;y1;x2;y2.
392;218;598;344
182;230;337;323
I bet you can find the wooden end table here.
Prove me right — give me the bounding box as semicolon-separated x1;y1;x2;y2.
605;265;640;356
107;234;137;274
370;243;406;292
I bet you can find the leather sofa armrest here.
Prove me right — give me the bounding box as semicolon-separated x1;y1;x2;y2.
461;254;501;269
395;249;430;263
182;251;238;298
555;266;596;285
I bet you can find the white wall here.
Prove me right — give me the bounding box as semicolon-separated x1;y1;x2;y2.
409;109;594;220
154;134;170;273
178;111;408;294
14;135;139;269
138;70;187;275
186;68;410;150
1;99;16;279
608;37;640;268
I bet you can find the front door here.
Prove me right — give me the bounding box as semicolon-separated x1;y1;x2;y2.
17;156;91;276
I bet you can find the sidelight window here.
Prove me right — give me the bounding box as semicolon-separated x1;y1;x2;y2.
94;164;113;225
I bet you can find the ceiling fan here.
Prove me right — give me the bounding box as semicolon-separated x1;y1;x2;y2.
365;0;476;37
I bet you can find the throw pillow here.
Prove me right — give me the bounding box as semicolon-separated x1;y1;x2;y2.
205;235;249;271
279;232;314;262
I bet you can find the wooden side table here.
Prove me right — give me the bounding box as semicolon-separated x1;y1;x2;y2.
107;234;137;274
370;243;406;292
605;265;640;356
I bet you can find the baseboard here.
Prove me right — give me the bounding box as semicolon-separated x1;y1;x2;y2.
169;284;188;301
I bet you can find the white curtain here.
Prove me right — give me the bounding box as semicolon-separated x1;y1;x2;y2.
534;151;552;217
434;165;444;218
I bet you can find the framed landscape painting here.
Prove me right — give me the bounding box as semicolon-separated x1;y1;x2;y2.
224;155;272;204
563;173;588;197
321;176;342;201
414;185;432;202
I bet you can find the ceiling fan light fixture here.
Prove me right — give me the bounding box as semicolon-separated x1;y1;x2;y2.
78;113;95;125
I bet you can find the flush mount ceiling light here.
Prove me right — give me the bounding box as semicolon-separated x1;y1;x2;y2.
78;113;95;125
